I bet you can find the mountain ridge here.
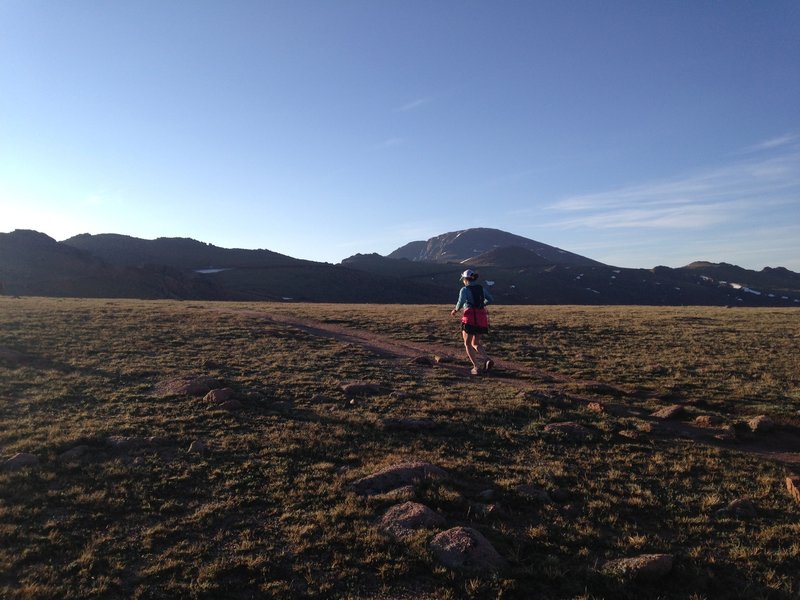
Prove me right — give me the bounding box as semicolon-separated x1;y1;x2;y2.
2;228;799;306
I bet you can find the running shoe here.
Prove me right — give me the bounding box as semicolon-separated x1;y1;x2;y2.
485;359;494;371
470;367;479;376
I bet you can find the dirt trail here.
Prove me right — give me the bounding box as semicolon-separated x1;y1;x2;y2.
216;306;800;469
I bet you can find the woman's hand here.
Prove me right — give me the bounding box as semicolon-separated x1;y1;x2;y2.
450;309;458;317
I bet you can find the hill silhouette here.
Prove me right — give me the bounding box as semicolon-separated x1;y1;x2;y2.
388;227;603;267
2;228;799;305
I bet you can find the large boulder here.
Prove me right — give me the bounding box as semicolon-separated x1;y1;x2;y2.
430;526;506;572
153;375;221;397
601;554;674;580
351;461;447;496
378;501;445;538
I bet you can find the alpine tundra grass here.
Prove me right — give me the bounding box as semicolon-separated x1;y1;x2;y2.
1;297;798;599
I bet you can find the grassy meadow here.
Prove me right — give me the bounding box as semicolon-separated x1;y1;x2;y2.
1;297;799;599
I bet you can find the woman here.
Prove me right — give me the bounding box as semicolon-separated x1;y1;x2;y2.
450;269;494;375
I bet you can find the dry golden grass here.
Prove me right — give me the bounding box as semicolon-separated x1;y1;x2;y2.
1;297;799;599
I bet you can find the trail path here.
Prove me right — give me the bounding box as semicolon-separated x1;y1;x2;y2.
216;306;800;469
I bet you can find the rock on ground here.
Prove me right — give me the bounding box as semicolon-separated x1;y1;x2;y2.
217;399;243;411
694;415;724;427
748;415;775;434
204;388;234;403
107;436;165;451
786;476;800;504
188;439;207;454
601;554;674;580
154;375;221;397
409;356;434;366
378;501;446;538
543;421;594;442
650;405;687;420
4;452;39;471
342;382;387;397
715;498;757;519
351;461;447;496
515;484;551;503
58;445;90;462
429;526;506;572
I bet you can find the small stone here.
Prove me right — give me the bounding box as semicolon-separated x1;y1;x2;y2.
587;401;605;413
468;502;507;520
188;440;207;454
715;498;756;519
543;421;594;441
270;400;293;413
694;415;723;427
378;501;446;539
204;387;234;404
583;382;626;397
409;356;433;366
218;399;243;411
601;554;674;580
786;475;800;504
748;415;775;434
58;445;89;462
434;355;452;364
650;405;686;420
515;484;551;503
476;489;495;502
4;452;39;471
430;526;507;572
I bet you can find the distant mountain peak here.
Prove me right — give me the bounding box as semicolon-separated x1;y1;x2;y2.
387;227;603;267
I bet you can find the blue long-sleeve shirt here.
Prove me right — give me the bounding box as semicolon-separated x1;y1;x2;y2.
454;283;493;310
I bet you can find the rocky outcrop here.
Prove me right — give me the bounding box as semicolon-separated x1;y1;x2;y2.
378;501;445;539
154;375;221;397
601;553;674;580
429;526;506;572
351;461;447;496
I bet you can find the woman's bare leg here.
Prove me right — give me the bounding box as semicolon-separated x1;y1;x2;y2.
462;331;482;370
471;334;492;369
471;334;488;361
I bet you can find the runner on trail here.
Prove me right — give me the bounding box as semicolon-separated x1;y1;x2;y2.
450;269;494;376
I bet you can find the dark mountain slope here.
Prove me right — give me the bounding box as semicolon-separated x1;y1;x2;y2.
3;228;799;305
0;230;221;299
461;246;552;268
63;233;302;269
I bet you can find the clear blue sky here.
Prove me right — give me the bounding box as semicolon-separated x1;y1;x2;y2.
2;1;798;270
